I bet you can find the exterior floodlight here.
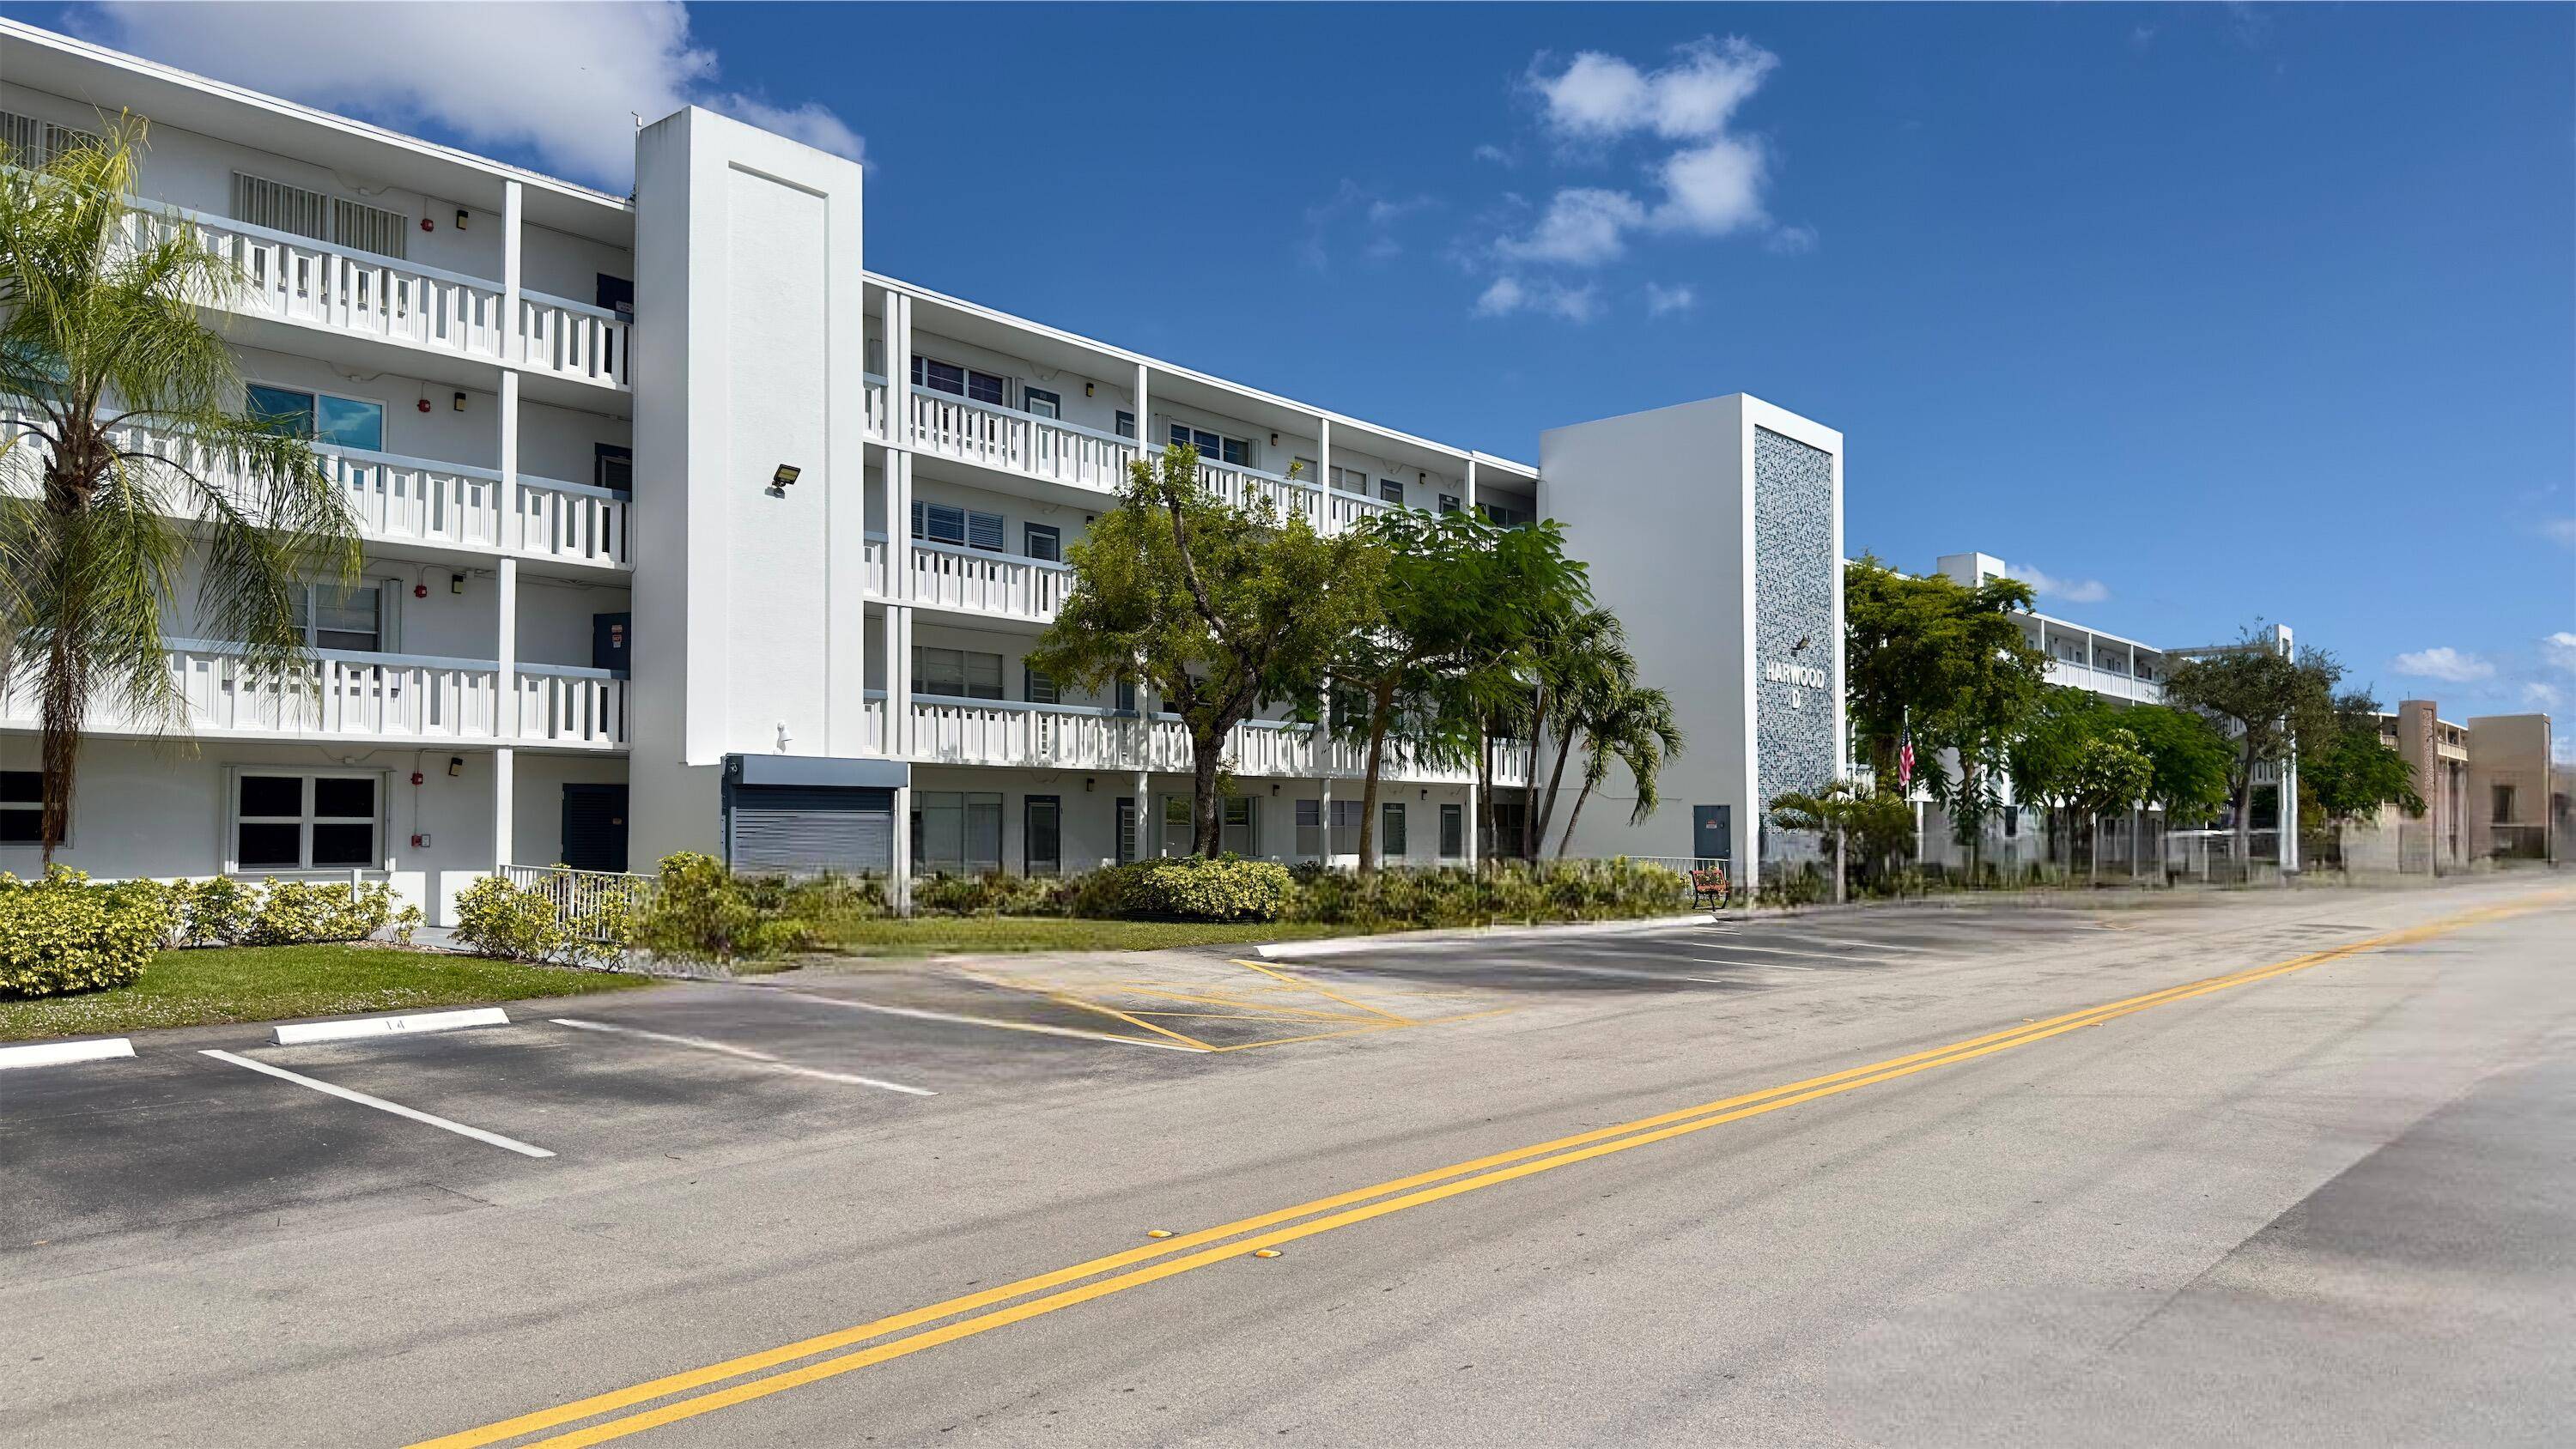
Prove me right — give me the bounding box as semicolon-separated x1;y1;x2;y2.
770;464;800;489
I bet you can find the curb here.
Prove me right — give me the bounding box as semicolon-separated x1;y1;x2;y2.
0;1037;137;1071
272;1006;511;1046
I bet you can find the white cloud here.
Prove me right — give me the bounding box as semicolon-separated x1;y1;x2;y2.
1472;143;1518;167
1765;222;1819;254
1495;187;1647;265
2542;518;2576;549
80;2;860;187
2007;562;2111;605
2391;647;2496;683
1498;37;1798;269
2524;682;2564;710
1302;180;1437;270
1643;282;1697;318
1473;275;1601;323
2543;631;2576;673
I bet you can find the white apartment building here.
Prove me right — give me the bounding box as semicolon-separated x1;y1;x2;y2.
1;22;1846;917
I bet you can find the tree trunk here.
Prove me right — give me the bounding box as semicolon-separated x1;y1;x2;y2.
1533;720;1577;852
1833;825;1846;905
1558;775;1597;858
1356;682;1393;876
1475;726;1495;875
1521;685;1544;858
39;627;83;865
1190;732;1225;856
2232;746;2256;881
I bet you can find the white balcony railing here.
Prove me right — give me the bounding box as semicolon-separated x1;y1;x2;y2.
0;642;627;747
865;375;891;441
905;386;1139;492
1192;455;1326;530
890;537;1075;622
514;664;629;745
123;204;629;389
0;403;629;569
873;693;1528;785
1328;488;1396;530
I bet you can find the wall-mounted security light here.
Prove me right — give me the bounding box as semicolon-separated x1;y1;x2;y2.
450;573;465;594
1084;776;1095;793
446;756;464;777
455;208;470;230
452;391;467;412
1084;382;1095;397
1269;432;1279;446
770;464;801;492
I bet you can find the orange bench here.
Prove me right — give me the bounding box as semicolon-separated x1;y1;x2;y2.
1690;865;1730;909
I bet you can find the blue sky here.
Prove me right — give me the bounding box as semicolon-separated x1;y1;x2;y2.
21;3;2576;734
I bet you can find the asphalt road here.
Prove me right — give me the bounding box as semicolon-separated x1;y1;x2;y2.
3;876;2570;1447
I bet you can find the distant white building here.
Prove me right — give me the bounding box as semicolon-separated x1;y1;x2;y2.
0;21;1848;912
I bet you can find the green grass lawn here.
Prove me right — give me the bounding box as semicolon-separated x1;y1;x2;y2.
0;944;653;1043
823;916;1366;957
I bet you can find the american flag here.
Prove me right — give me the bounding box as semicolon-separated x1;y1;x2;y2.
1898;737;1915;788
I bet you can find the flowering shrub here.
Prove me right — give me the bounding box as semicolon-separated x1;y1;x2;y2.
161;876;397;946
1074;857;1294;922
629;853;879;966
0;867;179;998
451;874;625;967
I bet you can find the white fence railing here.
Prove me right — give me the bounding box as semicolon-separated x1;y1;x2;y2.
500;864;653;943
1;643;627;746
123;203;629;389
874;693;1528;785
905;386;1139;493
0;403;629;568
902;539;1075;621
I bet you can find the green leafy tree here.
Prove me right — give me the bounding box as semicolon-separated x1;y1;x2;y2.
1029;446;1384;856
2161;626;2342;868
2118;704;2235;828
1334;508;1491;874
1552;674;1683;858
1528;605;1631;854
1769;780;1916;901
2067;726;2154;882
0;119;359;860
1437;520;1593;864
2301;691;2424;869
2008;687;2111;872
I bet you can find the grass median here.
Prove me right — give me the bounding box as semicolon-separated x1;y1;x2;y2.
823;916;1365;957
0;943;653;1043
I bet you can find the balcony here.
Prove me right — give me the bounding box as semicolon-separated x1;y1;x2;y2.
2044;659;2161;705
0;642;627;749
865;693;1528;786
866;535;1072;623
0;403;630;570
127;205;630;390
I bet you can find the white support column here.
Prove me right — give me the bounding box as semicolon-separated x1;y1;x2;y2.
891;604;914;758
1315;414;1332;531
495;555;519;738
1134;361;1151;456
492;746;515;871
1463;780;1479;870
497;368;519;552
501;179;522;365
890;785;913;915
1132;770;1150;856
1316;698;1334;864
1463;458;1477;517
887;293;914;597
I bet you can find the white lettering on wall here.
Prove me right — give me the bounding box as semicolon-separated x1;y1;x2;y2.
1765;659;1828;690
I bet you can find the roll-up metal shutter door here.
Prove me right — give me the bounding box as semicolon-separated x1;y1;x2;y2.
727;785;894;876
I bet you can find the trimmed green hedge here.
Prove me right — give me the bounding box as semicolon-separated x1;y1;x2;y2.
0;868;179;998
1288;858;1687;928
1072;857;1294;922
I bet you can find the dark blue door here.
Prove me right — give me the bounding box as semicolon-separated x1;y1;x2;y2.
561;784;629;872
1692;804;1733;865
592;613;630;673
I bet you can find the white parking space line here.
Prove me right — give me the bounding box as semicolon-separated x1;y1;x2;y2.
1683;955;1821;971
755;990;1212;1052
1785;933;1956;955
1663;938;1862;964
200;1049;555;1158
550;1018;936;1095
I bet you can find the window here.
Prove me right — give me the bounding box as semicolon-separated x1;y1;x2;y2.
914;646;1004;700
1328;465;1369;495
234;773;379;870
1114;409;1137;440
595;444;633;492
1115;676;1139;714
1160;795;1192;857
1298;799;1362;857
1293;457;1318;483
1223;797;1258;857
247;385;384;452
1025;797;1063;876
912;791;1002;874
233;172;407;258
1024;666;1060;706
1115;798;1139;865
2494;785;2517;824
291;583;384;652
1381;801;1407;858
1024;523;1062;563
1438;494;1461;515
914;500;1005;551
1485;801;1528;857
0;109;100;167
1478;500;1528;529
1439;803;1464;858
1167;423;1250;467
1378;478;1404;505
1;770;41;845
1024;386;1061;420
912;355;1006;407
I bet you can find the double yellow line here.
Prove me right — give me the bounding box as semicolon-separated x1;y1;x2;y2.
415;894;2557;1449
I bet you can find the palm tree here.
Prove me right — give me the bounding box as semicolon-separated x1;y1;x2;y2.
1525;605;1625;858
1;120;359;860
1552;676;1683;857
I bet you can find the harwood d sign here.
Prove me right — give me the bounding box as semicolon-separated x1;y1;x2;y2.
1764;659;1829;690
